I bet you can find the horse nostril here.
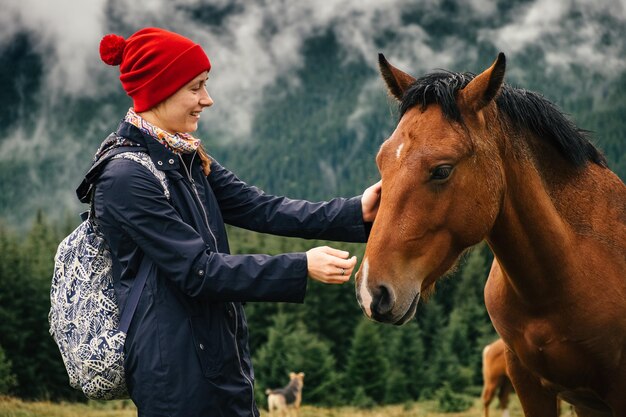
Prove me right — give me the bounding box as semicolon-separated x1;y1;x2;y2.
372;284;395;317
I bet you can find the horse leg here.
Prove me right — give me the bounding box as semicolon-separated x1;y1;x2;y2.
498;377;513;417
482;380;496;417
505;349;559;417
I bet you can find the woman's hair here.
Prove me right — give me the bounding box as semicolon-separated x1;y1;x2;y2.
197;145;211;176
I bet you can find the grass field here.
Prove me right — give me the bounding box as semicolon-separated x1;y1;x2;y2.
0;395;526;417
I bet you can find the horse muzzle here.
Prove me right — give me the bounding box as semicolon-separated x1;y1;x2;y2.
355;259;421;325
373;287;420;325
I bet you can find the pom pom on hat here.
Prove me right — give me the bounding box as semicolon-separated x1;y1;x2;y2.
99;34;126;66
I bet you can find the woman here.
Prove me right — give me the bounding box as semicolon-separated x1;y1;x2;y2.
91;27;380;416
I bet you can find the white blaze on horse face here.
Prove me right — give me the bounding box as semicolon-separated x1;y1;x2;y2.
395;142;404;160
359;258;373;317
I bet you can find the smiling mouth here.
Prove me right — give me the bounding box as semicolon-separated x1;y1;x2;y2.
190;111;201;119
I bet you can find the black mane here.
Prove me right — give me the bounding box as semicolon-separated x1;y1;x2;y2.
399;71;607;167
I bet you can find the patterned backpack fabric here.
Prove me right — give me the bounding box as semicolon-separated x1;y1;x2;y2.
49;150;168;400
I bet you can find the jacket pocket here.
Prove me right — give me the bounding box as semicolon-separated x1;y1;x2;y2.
188;315;223;378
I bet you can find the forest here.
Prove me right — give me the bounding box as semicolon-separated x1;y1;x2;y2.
0;210;498;409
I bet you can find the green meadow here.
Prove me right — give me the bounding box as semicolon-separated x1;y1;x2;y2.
0;396;528;417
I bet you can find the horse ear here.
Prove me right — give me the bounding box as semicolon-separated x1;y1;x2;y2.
379;53;416;101
459;52;506;112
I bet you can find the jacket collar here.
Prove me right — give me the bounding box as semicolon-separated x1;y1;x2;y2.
116;121;181;171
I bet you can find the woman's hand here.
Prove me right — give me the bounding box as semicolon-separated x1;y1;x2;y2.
306;246;357;284
361;180;382;222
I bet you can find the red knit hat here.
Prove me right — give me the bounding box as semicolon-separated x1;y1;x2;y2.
99;27;211;112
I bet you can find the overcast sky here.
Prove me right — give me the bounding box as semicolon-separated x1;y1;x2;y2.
1;0;625;139
1;0;625;223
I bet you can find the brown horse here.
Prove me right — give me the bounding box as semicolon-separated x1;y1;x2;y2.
355;53;626;417
482;338;514;417
482;338;567;417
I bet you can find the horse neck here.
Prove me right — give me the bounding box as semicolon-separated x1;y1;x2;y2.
485;131;625;300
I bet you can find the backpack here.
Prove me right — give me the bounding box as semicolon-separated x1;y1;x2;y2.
49;143;169;400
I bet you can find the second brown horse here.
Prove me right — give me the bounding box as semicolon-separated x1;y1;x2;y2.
483;338;513;417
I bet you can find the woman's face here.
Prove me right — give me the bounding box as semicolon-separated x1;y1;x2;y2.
149;71;213;134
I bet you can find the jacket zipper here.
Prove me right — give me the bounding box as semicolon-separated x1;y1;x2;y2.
233;304;256;416
178;153;218;248
179;153;255;415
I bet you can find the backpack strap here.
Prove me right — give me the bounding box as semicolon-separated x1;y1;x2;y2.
76;145;149;204
112;152;170;200
106;153;167;333
74;137;168;334
118;254;152;333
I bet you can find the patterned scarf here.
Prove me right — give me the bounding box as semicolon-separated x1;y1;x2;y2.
125;108;200;153
124;108;211;175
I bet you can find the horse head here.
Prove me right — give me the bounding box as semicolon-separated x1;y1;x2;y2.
355;53;508;325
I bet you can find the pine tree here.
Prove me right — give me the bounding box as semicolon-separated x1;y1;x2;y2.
0;223;23;360
299;270;363;366
384;368;409;404
253;314;339;406
20;211;69;399
450;244;496;386
283;322;339;405
438;308;476;392
253;313;293;406
386;320;426;400
415;298;445;395
0;215;81;400
344;319;388;404
0;221;33;398
0;345;17;394
453;243;492;308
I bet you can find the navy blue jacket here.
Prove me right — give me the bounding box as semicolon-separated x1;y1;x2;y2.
87;122;369;416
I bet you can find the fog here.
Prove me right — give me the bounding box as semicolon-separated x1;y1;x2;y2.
1;0;624;224
3;0;623;139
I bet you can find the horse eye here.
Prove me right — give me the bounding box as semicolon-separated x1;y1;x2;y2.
431;165;453;180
